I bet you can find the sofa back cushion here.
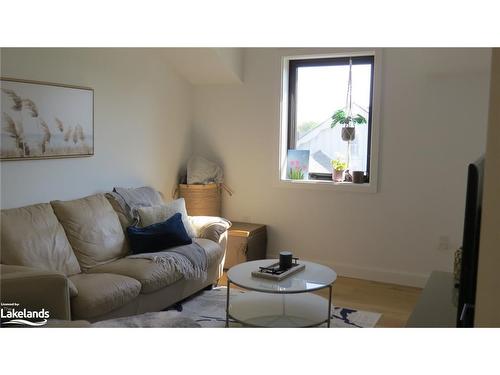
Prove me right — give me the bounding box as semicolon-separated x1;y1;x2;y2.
104;192;134;230
51;194;128;271
0;203;81;276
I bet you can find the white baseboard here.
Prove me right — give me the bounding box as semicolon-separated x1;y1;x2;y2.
267;253;429;288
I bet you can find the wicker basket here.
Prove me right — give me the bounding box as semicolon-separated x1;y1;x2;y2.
178;183;221;217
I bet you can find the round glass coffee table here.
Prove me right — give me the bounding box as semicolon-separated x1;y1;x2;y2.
226;259;337;327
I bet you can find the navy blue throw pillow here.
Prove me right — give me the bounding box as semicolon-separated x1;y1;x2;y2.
127;213;192;254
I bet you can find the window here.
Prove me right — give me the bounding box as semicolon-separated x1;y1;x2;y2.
281;53;377;187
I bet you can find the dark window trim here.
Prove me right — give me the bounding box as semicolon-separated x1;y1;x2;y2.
287;55;375;182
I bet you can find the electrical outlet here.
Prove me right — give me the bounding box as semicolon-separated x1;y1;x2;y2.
438;235;450;251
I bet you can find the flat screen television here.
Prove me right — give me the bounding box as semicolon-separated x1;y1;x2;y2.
457;157;484;327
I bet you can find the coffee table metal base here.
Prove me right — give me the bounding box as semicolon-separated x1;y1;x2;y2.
225;280;333;328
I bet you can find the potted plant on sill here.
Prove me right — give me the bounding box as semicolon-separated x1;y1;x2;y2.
330;109;367;141
332;158;347;182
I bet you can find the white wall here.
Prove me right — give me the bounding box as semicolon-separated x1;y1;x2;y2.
193;48;491;286
0;48;193;209
475;48;500;327
160;48;243;85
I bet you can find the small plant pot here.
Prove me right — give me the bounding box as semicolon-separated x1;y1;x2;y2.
341;127;355;141
333;169;344;182
352;171;365;184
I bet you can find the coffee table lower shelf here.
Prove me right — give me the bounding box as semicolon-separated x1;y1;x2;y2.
228;291;331;328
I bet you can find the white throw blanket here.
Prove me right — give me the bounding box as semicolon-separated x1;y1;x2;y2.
128;242;208;281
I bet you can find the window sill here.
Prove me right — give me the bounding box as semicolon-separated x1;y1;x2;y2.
276;178;377;193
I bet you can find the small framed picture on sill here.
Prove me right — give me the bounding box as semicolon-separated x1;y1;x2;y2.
287;149;310;180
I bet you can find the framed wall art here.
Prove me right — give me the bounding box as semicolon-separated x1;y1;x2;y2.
1;77;94;161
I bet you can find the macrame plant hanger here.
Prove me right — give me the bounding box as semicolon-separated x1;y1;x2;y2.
345;57;353;170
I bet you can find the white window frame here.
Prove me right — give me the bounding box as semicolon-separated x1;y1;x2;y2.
277;50;382;193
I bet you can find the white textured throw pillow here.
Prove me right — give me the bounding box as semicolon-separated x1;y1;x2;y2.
136;198;196;238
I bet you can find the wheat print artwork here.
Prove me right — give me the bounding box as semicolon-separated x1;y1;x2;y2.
1;78;93;160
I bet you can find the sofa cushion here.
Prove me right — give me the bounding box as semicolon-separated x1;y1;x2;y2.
51;194;128;271
87;258;183;294
68;273;141;319
105;192;133;230
1;203;81;276
68;278;79;298
88;239;222;294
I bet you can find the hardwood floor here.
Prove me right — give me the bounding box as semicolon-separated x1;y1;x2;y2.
218;272;422;327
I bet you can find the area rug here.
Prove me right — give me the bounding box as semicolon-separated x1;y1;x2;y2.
93;312;201;328
177;286;381;328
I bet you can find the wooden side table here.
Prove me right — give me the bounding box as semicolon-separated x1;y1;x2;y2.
224;222;267;270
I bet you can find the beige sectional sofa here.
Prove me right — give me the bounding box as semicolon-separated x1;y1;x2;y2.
0;193;229;323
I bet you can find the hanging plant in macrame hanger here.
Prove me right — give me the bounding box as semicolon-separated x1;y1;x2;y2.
330;58;367;170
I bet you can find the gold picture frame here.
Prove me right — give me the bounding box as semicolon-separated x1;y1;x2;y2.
1;77;94;161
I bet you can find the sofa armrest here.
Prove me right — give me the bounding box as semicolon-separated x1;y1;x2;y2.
189;216;231;243
0;264;71;320
190;217;231;280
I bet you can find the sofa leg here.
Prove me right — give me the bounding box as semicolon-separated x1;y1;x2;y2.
163;302;183;312
204;284;214;291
